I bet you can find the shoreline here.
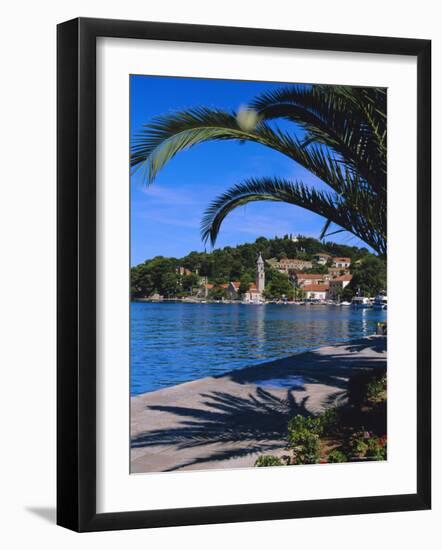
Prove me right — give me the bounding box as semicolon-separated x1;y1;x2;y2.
132;298;387;309
133;298;346;305
131;336;386;473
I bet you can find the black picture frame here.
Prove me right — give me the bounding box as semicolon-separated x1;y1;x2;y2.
57;17;431;532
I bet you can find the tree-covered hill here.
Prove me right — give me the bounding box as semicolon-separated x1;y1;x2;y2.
131;235;385;299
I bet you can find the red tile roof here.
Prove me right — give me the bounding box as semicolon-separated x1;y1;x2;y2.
303;284;329;292
331;275;353;282
296;273;325;280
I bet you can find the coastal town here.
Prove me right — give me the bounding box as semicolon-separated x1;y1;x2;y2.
132;236;387;308
196;253;354;303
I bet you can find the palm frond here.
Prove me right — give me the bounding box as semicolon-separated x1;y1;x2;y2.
319;218;333;240
131;107;369;201
131;85;387;256
201;177;385;256
249;85;386;196
131;107;301;183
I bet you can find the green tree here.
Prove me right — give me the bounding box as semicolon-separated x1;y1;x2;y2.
239;273;253;296
160;272;180;297
131;86;386;256
130;265;154;297
181;273;199;292
341;286;354;302
293;287;306;302
264;271;294;300
208;285;227;300
182;251;204;272
349;256;386;296
130;235;381;300
305;263;328;274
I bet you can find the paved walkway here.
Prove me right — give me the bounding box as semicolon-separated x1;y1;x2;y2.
131;336;386;473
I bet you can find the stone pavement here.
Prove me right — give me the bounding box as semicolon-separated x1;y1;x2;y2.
131;336;386;473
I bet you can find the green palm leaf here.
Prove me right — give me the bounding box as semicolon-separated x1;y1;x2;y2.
131;107;368;200
249;85;386;197
130;85;387;257
201;177;386;256
131;107;304;182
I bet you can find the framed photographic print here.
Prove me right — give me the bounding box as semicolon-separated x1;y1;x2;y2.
57;17;431;532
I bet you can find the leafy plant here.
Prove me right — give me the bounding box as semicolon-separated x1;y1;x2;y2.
254;369;387;469
349;432;387;461
327;449;348;463
288;414;323;437
366;374;387;403
350;433;369;458
366;436;387;460
263;270;294;300
317;407;340;435
255;455;284;467
288;415;321;464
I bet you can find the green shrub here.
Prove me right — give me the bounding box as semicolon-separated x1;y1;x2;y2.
366;374;387;403
288;415;321;464
288;414;323;437
327;449;348;463
354;439;369;457
255;455;284;467
366;436;387;460
317;407;339;435
291;432;320;465
349;432;387;461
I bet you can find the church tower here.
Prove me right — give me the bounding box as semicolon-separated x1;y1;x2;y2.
256;253;265;295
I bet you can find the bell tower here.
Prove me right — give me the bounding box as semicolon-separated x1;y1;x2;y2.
256;253;265;294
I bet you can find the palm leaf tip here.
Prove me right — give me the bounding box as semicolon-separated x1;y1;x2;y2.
129;106;304;185
200;177;341;247
200;176;385;256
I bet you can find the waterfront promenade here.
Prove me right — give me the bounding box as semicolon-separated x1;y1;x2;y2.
131;336;386;473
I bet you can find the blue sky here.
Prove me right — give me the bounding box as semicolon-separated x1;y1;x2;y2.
130;75;366;266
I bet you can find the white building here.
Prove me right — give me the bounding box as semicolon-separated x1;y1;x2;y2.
332;257;351;268
302;284;329;301
314;253;331;265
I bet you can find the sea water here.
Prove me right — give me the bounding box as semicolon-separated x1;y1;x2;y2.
131;302;386;395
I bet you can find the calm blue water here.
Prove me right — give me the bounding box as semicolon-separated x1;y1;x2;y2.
131;302;386;395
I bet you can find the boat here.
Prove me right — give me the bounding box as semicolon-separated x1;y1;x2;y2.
373;295;388;310
351;296;372;308
340;301;351;306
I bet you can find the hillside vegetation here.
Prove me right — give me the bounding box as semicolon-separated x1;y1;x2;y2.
131;235;386;299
